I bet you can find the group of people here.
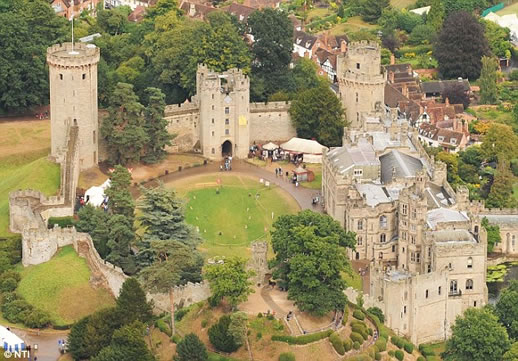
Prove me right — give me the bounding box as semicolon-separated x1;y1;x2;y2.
34;111;49;120
76;194;109;212
220;156;232;171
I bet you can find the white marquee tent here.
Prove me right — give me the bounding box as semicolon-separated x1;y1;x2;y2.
85;178;111;207
262;142;279;151
280;137;328;163
0;326;25;352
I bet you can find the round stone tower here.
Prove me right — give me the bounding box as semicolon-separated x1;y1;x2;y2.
47;42;100;171
337;41;386;129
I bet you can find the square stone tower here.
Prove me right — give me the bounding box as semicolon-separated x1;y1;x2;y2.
47;42;100;170
337;41;386;129
196;65;250;159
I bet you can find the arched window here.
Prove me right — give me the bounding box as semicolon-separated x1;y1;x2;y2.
474;225;479;233
450;280;458;293
379;215;387;229
357;236;363;246
467;257;473;268
379;252;383;259
466;279;473;290
357;219;363;230
380;233;386;243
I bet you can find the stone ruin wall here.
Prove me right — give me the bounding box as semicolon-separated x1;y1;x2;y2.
249;101;296;144
164;102;200;153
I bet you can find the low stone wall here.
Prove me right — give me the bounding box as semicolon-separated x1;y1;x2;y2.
149;281;211;312
488;254;518;267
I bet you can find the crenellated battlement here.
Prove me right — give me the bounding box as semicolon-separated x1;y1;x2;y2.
346;40;381;54
47;42;100;68
164;102;200;116
250;101;291;112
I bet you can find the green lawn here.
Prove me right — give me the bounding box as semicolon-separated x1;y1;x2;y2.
343;264;363;291
17;246;115;326
390;0;416;9
301;164;322;190
497;2;518;15
0;150;60;237
307;7;332;22
514;183;518;200
173;175;299;259
328;16;376;35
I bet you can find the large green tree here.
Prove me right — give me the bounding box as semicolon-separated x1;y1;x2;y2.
479;56;499;105
101;83;148;165
481;217;501;253
137;185;198;245
426;0;445;32
487;159;518;209
105;165;135;221
141;87;172;163
204;257;254;309
271;210;356;316
0;0;67;112
174;333;208;361
482;19;512;59
106;214;135;271
434;11;490;80
496;281;518;340
91;322;155;361
76;205;111;259
504;342;518;361
442;307;510;361
481;123;518;162
360;0;390;23
116;278;153;324
442;0;487;16
289;83;345;147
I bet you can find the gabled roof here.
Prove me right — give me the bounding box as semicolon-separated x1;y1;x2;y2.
243;0;279;9
294;30;317;50
419;123;464;146
421;79;471;94
226;2;255;21
314;48;336;70
180;0;218;18
384;83;409;108
327;139;378;174
380;150;424;184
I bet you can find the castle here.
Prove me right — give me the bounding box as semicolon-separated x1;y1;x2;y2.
323;41;490;344
164;65;295;158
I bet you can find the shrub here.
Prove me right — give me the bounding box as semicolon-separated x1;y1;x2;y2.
0;270;21;283
509;69;518;81
47;216;75;229
367;328;373;336
350;332;364;344
391;335;404;349
375;337;387;352
2;299;33;323
23;309;51;328
0;278;18;292
330;332;345;355
353;341;360;350
395;350;404;361
404;342;414;353
279;352;296;361
155;319;171;336
379;327;389;340
171;334;182;344
175;307;190;321
417;357;425;361
201;319;208;328
208;315;240;353
353;310;365;320
419;344;435;357
271;330;332;345
343;338;352;351
208;295;221;308
352;324;368;338
257;312;263;318
256;332;262;340
388;350;395;356
375;352;382;360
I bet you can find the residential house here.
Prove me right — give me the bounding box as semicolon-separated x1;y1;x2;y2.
293;30;318;58
105;0;154;11
52;0;100;18
180;0;217;20
128;5;147;22
420;79;471;99
243;0;280;9
226;2;255;22
418;122;468;153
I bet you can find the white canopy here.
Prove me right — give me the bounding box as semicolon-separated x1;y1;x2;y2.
0;326;25;352
280;137;328;155
85;178;111;207
262;142;279;151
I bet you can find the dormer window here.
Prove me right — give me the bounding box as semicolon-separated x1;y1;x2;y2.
353;169;363;176
296;38;302;44
438;136;444;142
450;138;457;144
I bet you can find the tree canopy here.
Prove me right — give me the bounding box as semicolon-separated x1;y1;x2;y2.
434;11;490;80
175;333;208;361
289;83;346;147
442;307;510;361
496;281;518;340
481;123;518;162
479;56;499;105
270;210;356;316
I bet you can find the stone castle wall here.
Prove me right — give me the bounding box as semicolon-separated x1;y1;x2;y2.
164;102;201;152
249;102;296;143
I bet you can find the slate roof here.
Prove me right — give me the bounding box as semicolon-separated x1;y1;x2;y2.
327;139;378;174
384;83;410;108
419;123;464;147
428;229;476;243
314;48;336;70
421;79;471;94
226;3;255;21
380;150;424;184
294;30;318;50
180;0;218;18
427;209;470;230
480;215;518;227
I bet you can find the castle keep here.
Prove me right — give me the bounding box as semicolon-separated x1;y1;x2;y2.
164;65;296;158
47;42;100;171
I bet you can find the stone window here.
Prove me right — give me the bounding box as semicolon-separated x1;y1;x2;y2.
225;118;230;125
353;169;363;176
225;129;229;135
474;301;477;307
416;252;420;263
93;130;96;144
392;245;396;252
211;131;215;136
357;219;363;230
450;280;458;294
212;94;214;99
225;107;230;114
380;233;386;243
379;252;383;259
438;286;441;295
212;105;215;110
427;264;431;273
82;73;86;80
411;252;415;262
356;63;360;69
379;215;387;229
356;92;359;103
467;257;473;268
211;148;215;154
59;74;63;80
402;204;408;215
357;236;362;246
411;208;416;219
425;290;429;299
402;231;407;240
410;235;415;244
403;306;407;314
212;118;214;124
466;279;473;290
356;112;359;122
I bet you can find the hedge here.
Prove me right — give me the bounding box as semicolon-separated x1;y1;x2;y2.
353;341;361;350
395;349;405;361
156;319;172;336
343;338;352;352
391;335;405;349
47;216;75;229
271;329;333;345
346;353;370;361
375;352;382;360
279;352;296;361
419;344;436;357
404;342;414;353
375;337;387;352
351;324;368;339
330;332;345;355
417;357;425;361
394;44;433;57
350;332;364;344
352;310;365;320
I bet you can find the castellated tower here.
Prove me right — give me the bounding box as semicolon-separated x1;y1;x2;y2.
47;42;100;171
337;41;386;129
196;65;250;159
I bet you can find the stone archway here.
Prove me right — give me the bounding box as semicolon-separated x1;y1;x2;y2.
222;140;232;157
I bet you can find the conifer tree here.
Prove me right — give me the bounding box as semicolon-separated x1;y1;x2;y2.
175;333;208;361
427;0;445;32
105;165;135;223
487;158;518;209
116;278;153;324
107;214;134;269
142;87;172;164
479;56;499;105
